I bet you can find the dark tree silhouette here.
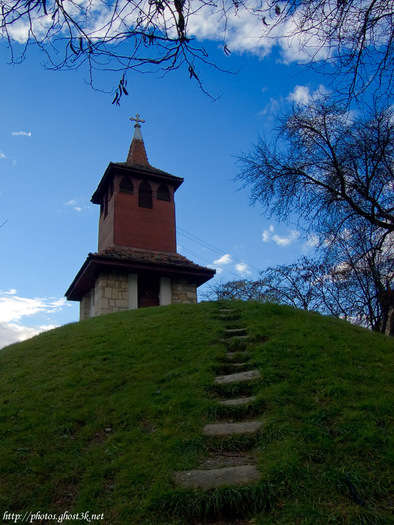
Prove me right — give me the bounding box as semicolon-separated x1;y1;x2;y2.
0;0;229;100
208;232;394;334
238;100;394;240
236;99;394;334
1;1;392;101
264;0;394;102
203;279;267;302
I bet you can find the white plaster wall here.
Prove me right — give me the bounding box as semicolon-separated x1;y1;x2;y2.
160;277;172;306
128;274;138;310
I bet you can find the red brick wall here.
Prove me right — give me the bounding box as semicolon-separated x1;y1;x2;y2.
98;177;177;253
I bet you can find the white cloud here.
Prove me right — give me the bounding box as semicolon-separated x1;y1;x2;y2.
0;290;66;349
259;85;329;120
272;230;299;246
258;97;282;118
0;151;6;159
213;254;232;266
303;234;320;251
0;322;56;349
277;14;331;64
0;290;66;323
287;85;312;105
187;1;331;63
287;84;329;105
1;0;330;65
262;225;275;242
12;131;31;137
235;262;252;276
65;199;88;212
262;225;299;246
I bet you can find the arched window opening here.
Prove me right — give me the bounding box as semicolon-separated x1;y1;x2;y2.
120;176;134;195
138;181;153;208
157;184;171;202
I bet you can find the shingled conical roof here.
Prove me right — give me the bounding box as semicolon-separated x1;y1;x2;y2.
126;114;149;166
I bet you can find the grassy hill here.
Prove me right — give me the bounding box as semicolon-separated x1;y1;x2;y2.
0;301;392;524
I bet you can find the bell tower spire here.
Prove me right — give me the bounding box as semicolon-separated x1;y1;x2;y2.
127;113;149;166
65;115;215;317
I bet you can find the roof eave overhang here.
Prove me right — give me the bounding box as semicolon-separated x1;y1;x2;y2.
65;254;215;302
91;162;184;204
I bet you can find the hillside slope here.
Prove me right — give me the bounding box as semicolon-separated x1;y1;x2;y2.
0;302;392;524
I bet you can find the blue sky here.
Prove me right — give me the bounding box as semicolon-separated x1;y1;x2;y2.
0;20;325;347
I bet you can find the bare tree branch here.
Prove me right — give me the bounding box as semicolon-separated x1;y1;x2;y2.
238;100;394;242
1;1;392;101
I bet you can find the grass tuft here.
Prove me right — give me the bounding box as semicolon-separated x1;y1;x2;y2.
150;482;276;521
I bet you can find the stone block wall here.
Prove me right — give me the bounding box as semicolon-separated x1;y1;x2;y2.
80;291;92;321
171;279;197;304
79;273;199;320
93;271;129;316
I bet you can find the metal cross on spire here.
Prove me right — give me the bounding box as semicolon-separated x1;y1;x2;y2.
130;113;145;128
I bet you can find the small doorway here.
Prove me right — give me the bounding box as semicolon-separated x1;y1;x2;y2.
138;274;160;308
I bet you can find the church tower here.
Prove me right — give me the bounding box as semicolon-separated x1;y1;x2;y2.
65;115;215;319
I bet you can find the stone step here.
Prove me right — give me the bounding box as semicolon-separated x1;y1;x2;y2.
214;363;250;374
219;315;241;322
203;420;262;437
222;362;250;370
199;452;255;469
221;335;249;342
224;328;248;338
174;464;260;489
214;370;261;385
226;352;249;360
218;396;257;407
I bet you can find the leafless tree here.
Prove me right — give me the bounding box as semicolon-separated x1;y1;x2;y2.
235;99;394;333
209;233;394;333
1;1;392;101
320;224;394;333
0;0;234;100
261;258;332;312
238;100;394;241
264;0;394;103
203;279;268;302
263;227;394;333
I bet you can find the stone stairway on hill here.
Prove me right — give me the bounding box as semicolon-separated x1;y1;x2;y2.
174;306;263;492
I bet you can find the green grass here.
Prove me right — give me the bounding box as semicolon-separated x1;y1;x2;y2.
0;301;392;524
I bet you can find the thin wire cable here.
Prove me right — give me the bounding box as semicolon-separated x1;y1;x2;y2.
178;244;248;280
177;227;263;274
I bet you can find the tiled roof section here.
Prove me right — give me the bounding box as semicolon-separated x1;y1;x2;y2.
65;246;216;301
126;125;149;166
93;246;214;273
90;162;184;204
112;161;179;179
126;136;149;166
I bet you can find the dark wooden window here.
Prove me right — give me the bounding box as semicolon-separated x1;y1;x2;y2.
157;184;171;201
120;176;134;194
138;275;160;308
138;181;153;208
